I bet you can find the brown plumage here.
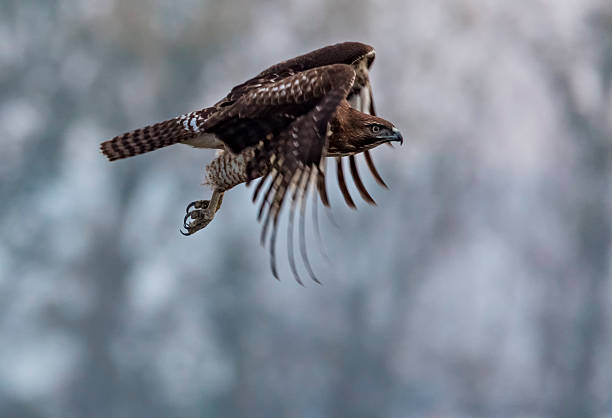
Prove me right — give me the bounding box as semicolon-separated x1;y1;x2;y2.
99;42;403;283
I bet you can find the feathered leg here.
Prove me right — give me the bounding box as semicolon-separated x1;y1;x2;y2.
181;148;267;236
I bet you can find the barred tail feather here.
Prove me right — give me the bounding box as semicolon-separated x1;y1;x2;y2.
100;107;217;161
99;118;189;161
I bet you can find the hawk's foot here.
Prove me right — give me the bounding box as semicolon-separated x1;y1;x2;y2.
181;202;214;235
180;191;224;236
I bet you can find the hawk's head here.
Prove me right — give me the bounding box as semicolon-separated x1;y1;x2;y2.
327;101;403;157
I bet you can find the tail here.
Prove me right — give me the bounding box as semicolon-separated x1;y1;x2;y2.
100;109;214;161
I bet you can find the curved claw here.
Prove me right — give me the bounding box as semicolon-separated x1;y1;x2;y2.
186;200;209;214
180;195;220;237
186;201;197;214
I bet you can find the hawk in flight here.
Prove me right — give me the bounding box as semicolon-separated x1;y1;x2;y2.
100;42;402;284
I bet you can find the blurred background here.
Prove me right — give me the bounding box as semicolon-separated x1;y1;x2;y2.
1;0;611;417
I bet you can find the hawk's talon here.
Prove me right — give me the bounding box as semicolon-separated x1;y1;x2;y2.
182;212;213;235
184;200;210;229
186;200;209;214
181;197;220;236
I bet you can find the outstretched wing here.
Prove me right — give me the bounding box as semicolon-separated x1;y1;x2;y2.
338;48;389;210
204;64;356;282
349;64;388;188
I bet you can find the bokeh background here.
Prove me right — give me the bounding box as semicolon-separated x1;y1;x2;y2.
1;0;611;417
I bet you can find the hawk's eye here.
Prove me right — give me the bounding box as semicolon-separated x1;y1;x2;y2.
370;125;381;134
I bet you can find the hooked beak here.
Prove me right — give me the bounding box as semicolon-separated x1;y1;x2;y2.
391;127;403;145
381;127;403;145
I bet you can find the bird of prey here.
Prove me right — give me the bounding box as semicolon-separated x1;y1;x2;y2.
100;41;402;284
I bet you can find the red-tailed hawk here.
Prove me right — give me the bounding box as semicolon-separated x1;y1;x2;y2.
100;42;402;284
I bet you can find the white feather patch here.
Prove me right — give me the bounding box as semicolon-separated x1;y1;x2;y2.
189;117;199;132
